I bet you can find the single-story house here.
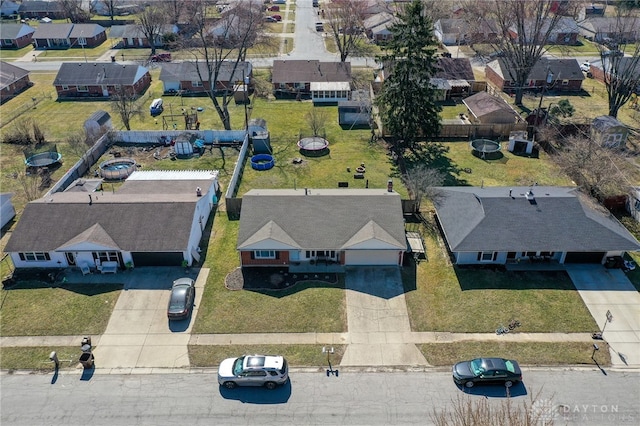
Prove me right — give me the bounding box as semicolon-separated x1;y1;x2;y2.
485;57;584;93
338;90;371;128
18;0;66;20
237;188;407;269
5;170;220;270
53;62;151;99
108;24;178;48
272;60;352;104
1;0;20;17
578;17;639;43
462;91;521;124
0;61;32;103
32;23;106;49
591;115;629;148
432;186;640;265
0;23;35;49
0;193;16;229
588;57;640;94
434;18;497;46
89;0;143;16
433;57;475;99
364;12;395;43
508;17;580;45
577;4;605;21
159;61;253;96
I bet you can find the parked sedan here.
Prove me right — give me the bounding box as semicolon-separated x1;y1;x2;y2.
218;355;288;390
271;14;282;21
452;358;522;388
167;278;195;320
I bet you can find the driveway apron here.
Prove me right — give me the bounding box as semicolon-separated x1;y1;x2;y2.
565;265;640;368
341;267;429;367
92;267;208;370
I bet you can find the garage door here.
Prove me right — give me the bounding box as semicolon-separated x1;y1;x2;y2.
131;252;183;266
564;252;605;264
344;250;399;266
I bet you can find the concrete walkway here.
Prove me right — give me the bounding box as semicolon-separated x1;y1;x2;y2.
565;265;640;368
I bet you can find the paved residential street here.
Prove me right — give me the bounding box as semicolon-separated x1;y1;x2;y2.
1;369;638;425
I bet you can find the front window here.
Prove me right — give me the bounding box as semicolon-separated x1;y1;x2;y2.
77;85;88;92
481;252;494;261
19;252;51;261
78;37;86;46
95;251;118;262
192;81;202;87
562;79;569;85
254;250;275;259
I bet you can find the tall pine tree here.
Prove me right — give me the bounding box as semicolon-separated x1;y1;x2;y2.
375;0;441;152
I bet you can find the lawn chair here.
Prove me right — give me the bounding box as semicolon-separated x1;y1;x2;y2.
79;263;91;275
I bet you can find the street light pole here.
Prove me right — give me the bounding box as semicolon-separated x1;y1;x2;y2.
80;31;87;63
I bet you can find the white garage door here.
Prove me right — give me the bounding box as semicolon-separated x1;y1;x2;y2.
344;250;400;266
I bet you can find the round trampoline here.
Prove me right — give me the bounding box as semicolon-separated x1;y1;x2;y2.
25;151;62;168
297;137;329;157
100;158;137;180
470;139;502;160
251;154;275;171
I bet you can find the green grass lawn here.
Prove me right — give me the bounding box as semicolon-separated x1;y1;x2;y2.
193;214;347;334
0;45;34;59
189;344;346;367
0;282;122;336
440;104;468;119
544;37;602;56
0;347;80;371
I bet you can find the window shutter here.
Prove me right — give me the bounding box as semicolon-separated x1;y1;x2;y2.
275;252;280;259
19;253;25;261
477;252;482;261
250;252;255;260
45;253;51;260
492;252;497;261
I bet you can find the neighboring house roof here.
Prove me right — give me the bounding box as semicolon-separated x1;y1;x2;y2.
0;23;35;39
511;17;579;40
487;57;584;82
592;115;626;132
435;57;474;81
0;61;30;90
432;186;640;252
272;60;351;84
590;57;640;79
363;12;394;30
578;17;639;34
69;23;106;38
32;23;73;39
237;189;406;251
5;170;218;253
108;24;177;39
53;62;149;86
462;91;520;122
18;0;65;13
159;61;251;84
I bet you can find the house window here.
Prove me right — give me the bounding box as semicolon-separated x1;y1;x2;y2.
18;252;51;261
192;81;202;87
478;251;496;261
61;85;69;90
4;39;12;44
562;79;569;85
294;82;305;89
278;83;286;89
525;251;537;257
114;84;121;90
76;85;88;92
95;251;118;263
78;37;87;46
254;250;276;259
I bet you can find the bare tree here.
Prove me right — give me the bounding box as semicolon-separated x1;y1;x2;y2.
403;165;445;211
96;0;117;23
110;87;144;131
138;4;167;55
1;117;35;145
187;0;267;130
475;0;562;105
305;109;329;137
59;0;90;23
325;0;370;62
594;12;640;118
14;169;43;202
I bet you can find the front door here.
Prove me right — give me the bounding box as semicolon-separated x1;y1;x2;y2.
65;252;76;266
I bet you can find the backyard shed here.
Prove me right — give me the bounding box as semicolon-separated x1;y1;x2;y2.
83;110;112;139
507;131;534;155
591;115;629;148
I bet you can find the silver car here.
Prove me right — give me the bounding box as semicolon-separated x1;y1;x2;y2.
218;355;288;390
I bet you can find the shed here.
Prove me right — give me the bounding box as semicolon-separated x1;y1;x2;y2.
591;115;628;148
83;110;112;139
628;187;640;223
507;131;534;155
462;91;521;124
338;90;371;128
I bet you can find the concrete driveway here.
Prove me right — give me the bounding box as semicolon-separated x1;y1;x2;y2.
565;264;640;368
340;267;428;367
91;267;208;371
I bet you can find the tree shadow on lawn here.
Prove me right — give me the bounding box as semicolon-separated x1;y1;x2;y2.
225;267;344;299
401;142;470;186
455;267;575;291
2;271;123;296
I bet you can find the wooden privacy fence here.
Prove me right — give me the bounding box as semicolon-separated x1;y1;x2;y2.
437;122;528;139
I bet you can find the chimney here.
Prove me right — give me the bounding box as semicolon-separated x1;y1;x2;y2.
88;194;92;205
387;179;393;192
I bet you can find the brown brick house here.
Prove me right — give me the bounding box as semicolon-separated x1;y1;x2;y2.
0;61;32;103
53;62;151;99
0;23;35;49
486;57;584;94
159;61;253;95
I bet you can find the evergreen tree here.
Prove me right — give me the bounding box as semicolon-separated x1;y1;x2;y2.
375;0;441;152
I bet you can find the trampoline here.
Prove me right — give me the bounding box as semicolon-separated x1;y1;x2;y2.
25;151;62;168
251;154;275;171
297;137;329;157
470;139;502;160
100;158;137;180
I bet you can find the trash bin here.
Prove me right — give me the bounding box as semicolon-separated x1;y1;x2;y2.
79;352;94;369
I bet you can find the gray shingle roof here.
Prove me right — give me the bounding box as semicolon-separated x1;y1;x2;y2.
271;60;351;84
489;57;584;82
237;189;406;251
432;186;640;252
0;23;35;39
32;23;74;39
435;57;474;81
53;62;148;86
68;23;105;38
0;61;29;90
462;91;519;120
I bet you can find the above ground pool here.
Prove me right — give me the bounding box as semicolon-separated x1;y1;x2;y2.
100;158;137;180
25;151;62;168
470;139;501;160
251;154;275;171
297;137;329;157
